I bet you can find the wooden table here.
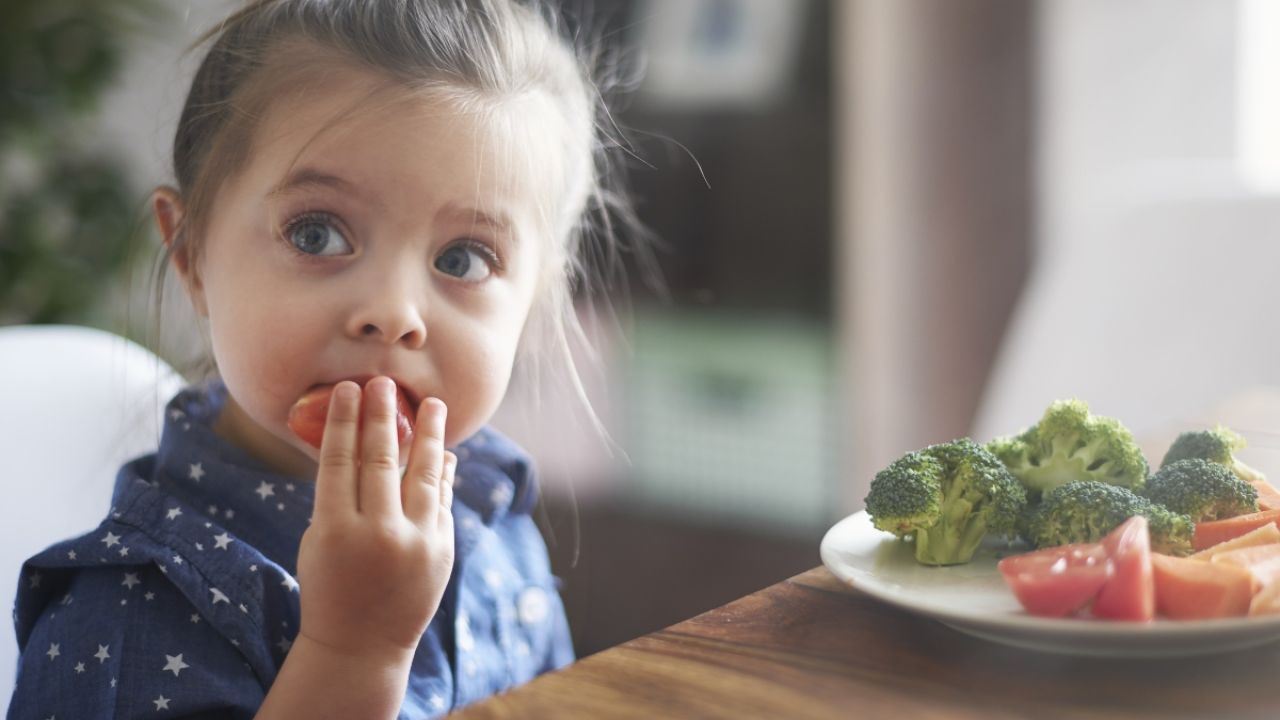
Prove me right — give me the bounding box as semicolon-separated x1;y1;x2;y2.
455;567;1280;719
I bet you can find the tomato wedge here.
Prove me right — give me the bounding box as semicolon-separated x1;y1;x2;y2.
1092;516;1155;622
998;543;1113;618
286;383;415;449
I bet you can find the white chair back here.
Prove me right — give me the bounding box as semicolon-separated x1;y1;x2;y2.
0;325;183;709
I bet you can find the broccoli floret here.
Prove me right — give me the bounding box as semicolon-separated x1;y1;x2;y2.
865;438;1027;566
1143;458;1258;522
986;399;1150;501
1161;426;1267;487
1027;481;1194;556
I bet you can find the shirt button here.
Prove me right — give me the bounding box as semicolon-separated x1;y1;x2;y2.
518;586;549;626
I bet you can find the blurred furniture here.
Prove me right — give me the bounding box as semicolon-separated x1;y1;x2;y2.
543;497;817;657
0;325;183;707
457;566;1280;719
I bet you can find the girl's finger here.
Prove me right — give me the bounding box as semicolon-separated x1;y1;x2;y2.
357;376;403;517
403;397;447;527
314;380;362;520
439;451;457;519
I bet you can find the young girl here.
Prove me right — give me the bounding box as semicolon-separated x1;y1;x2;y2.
9;0;627;716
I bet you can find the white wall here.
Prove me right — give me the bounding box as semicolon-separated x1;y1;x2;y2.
975;0;1280;476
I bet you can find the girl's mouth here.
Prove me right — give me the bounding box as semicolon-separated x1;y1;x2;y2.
286;379;417;449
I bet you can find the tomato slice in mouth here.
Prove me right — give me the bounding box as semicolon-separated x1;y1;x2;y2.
286;382;416;450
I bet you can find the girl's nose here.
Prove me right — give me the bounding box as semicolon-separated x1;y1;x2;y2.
346;281;428;348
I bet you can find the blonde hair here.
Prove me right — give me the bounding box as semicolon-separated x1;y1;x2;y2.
160;0;646;432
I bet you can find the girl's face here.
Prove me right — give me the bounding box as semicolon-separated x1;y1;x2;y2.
167;65;551;478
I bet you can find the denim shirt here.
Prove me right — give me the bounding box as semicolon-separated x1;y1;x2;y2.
8;383;573;719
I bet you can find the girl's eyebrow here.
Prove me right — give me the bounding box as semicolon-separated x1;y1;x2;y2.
268;167;361;199
438;202;512;234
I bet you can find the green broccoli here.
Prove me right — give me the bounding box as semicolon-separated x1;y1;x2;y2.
1027;481;1194;556
1161;426;1267;487
1142;458;1258;522
864;438;1027;566
986;399;1150;501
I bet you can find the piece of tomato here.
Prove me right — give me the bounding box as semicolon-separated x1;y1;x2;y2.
1092;516;1155;622
286;383;415;450
998;543;1113;618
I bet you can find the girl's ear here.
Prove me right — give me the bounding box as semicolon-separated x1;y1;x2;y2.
151;186;208;317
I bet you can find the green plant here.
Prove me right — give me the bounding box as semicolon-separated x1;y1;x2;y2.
1;0;162;327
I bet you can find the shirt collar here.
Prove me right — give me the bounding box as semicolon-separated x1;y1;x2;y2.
149;380;316;574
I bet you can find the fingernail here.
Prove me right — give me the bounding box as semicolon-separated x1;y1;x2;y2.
367;376;392;402
426;398;446;433
335;382;359;403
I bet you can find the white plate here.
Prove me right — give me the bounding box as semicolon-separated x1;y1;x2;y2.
820;511;1280;657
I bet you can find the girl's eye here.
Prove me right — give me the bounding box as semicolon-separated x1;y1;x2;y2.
434;243;495;282
285;217;352;256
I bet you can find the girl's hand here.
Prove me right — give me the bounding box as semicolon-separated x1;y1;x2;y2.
294;376;456;660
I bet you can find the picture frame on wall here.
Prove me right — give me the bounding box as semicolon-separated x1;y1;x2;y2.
634;0;808;111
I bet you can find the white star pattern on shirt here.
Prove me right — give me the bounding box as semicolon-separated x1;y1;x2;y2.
74;661;85;674
118;547;129;557
101;532;120;548
190;613;201;623
281;574;299;592
213;532;233;550
169;409;185;421
28;572;41;589
189;462;205;481
45;643;59;660
490;484;513;507
210;588;230;605
94;645;110;663
153;695;170;710
276;636;293;654
166;507;182;520
162;653;189;677
67;550;76;560
457;612;474;651
430;694;446;711
255;481;275;500
172;555;184;565
122;572;140;590
484;569;504;591
145;592;155;601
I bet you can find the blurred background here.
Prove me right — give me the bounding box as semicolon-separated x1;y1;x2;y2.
5;0;1280;660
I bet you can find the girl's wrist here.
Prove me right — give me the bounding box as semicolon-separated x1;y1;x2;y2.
292;631;419;673
255;633;415;720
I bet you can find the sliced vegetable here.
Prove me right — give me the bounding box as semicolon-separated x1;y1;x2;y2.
1189;522;1280;561
998;543;1112;618
1150;553;1254;620
1093;516;1155;622
1249;477;1280;512
1193;509;1280;551
1250;581;1280;616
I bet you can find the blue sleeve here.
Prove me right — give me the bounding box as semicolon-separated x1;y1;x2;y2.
9;564;263;719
